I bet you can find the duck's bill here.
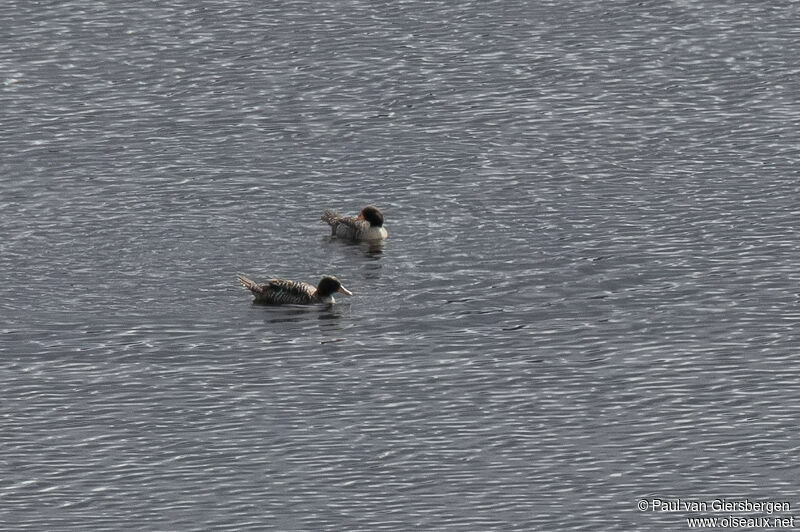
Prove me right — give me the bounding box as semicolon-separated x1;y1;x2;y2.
338;286;353;296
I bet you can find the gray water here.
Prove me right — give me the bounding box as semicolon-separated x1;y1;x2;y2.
2;1;799;530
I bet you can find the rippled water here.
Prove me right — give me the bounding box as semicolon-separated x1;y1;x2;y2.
2;1;799;530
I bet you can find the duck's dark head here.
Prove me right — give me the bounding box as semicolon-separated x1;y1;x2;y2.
358;206;384;227
316;275;353;298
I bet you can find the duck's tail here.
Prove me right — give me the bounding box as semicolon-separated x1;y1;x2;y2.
321;210;342;236
321;210;340;226
237;274;263;294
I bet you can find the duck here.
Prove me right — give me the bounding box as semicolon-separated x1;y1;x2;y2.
321;205;388;242
237;274;352;305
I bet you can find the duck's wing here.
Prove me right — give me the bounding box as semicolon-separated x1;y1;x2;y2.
238;275;315;304
265;278;316;299
321;210;369;240
257;278;316;304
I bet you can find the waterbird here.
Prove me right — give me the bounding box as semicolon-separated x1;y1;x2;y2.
321;205;388;242
237;274;352;305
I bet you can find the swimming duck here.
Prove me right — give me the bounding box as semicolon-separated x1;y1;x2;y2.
237;274;352;305
321;205;388;242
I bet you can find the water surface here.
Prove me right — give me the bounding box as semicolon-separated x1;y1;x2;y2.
2;1;799;530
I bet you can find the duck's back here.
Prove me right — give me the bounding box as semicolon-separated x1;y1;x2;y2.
258;279;316;304
334;218;370;240
238;274;318;305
